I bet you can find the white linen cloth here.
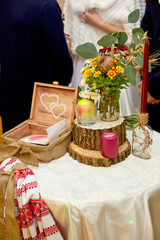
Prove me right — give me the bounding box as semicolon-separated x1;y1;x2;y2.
29;130;160;240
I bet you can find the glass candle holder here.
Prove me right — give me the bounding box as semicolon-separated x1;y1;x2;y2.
73;99;97;126
132;113;153;159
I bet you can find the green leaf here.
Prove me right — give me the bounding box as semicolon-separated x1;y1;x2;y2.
133;32;146;46
117;32;128;45
135;59;151;73
124;115;138;128
75;42;98;59
129;43;135;53
128;9;140;23
97;35;116;47
135;55;144;67
125;65;137;86
109;32;119;39
132;28;144;35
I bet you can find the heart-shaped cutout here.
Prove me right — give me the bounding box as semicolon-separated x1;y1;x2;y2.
40;94;59;113
50;103;66;119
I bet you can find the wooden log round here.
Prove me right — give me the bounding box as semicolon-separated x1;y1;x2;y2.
68;140;131;167
72;119;126;151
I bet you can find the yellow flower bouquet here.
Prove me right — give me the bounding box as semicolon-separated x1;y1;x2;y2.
80;54;129;99
79;47;133;121
76;9;151;121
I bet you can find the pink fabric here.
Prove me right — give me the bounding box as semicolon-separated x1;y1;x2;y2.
0;157;63;240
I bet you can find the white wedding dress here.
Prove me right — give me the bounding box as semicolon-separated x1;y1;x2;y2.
64;0;142;116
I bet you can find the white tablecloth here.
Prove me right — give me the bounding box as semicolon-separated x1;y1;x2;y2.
30;130;160;240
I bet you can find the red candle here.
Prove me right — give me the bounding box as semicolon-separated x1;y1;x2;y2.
141;38;149;113
101;132;119;158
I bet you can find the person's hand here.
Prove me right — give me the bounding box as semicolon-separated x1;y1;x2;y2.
138;81;160;104
78;8;123;33
78;9;103;28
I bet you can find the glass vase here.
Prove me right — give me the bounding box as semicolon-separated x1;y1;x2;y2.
132;122;153;159
73;99;97;126
99;94;119;122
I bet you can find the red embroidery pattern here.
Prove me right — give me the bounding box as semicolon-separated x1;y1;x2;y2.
16;181;37;196
0;158;16;171
22;227;45;240
15;169;34;181
17;198;50;228
44;225;59;236
6;161;63;240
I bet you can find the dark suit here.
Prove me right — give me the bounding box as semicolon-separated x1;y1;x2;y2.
141;0;160;132
0;0;73;132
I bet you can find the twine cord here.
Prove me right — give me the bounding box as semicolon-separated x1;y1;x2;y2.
134;108;148;127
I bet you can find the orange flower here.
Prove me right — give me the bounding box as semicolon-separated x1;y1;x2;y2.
107;70;116;80
93;71;101;77
115;69;120;74
113;59;118;64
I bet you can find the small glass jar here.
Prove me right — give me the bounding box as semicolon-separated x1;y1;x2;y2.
99;94;119;122
132;114;153;159
73;99;97;126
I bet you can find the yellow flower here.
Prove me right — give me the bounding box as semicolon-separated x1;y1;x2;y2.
81;78;86;86
93;71;101;77
90;56;100;63
90;56;100;67
91;61;97;68
92;83;97;89
107;70;116;80
83;68;94;78
116;66;124;73
123;76;127;80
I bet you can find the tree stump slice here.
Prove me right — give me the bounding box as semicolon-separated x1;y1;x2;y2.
68;116;131;167
72;117;127;150
68;140;131;167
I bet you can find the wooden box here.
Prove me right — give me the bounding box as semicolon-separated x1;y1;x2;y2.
2;82;78;166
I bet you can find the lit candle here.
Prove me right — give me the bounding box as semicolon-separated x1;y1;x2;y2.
141;38;149;113
101;132;119;158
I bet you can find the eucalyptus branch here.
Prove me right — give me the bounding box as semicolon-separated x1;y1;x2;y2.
124;115;138;128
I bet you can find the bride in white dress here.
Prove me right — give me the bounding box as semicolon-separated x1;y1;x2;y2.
63;0;146;116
